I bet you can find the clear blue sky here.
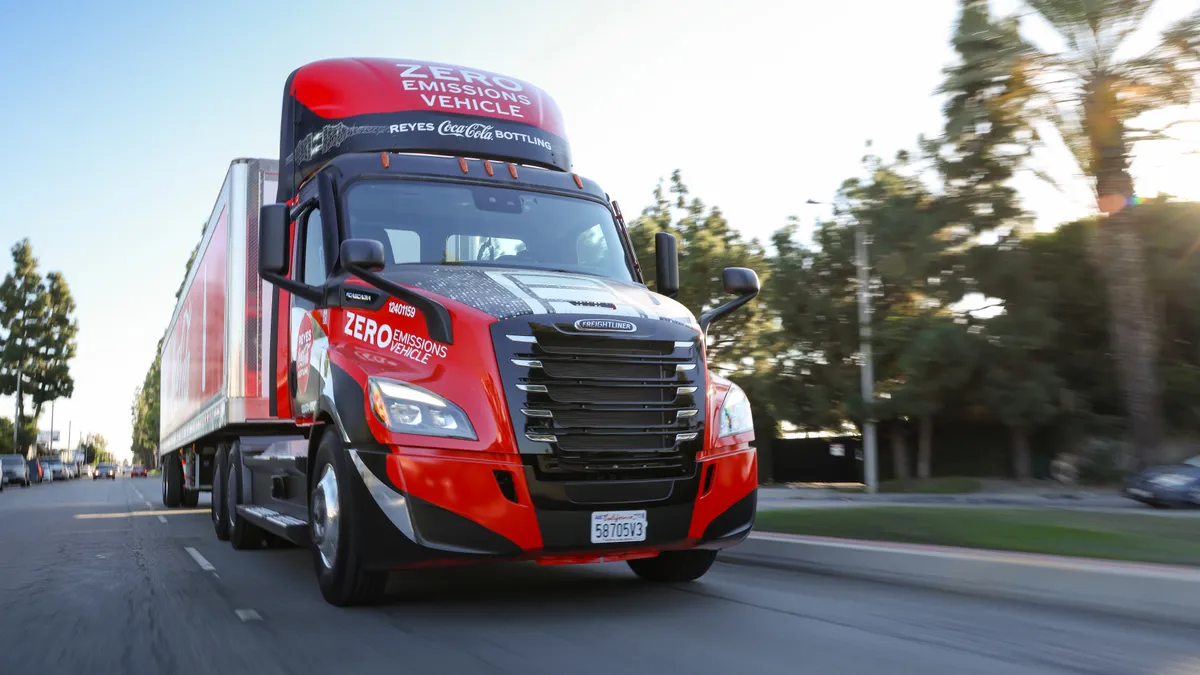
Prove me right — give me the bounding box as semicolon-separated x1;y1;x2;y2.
0;0;1195;460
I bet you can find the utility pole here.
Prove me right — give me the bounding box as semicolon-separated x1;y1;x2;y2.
13;367;21;458
808;199;878;494
49;399;55;458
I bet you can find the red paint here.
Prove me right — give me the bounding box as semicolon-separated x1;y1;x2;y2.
291;58;566;136
161;208;227;433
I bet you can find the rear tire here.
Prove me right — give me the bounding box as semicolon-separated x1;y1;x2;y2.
310;431;387;607
227;442;266;550
628;549;718;583
181;489;199;507
162;453;182;507
212;446;230;541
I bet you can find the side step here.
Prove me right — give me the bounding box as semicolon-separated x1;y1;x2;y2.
237;505;310;546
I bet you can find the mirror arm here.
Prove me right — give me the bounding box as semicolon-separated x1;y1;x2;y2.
262;271;324;304
343;263;454;345
698;289;759;337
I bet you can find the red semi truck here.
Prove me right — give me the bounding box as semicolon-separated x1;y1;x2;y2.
158;57;760;606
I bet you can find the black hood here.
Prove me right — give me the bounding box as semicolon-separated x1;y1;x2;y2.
380;265;700;327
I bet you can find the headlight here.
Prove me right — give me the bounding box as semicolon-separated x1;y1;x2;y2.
1151;473;1195;488
367;377;477;441
717;383;754;438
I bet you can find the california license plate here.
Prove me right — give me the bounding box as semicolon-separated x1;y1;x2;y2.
591;510;648;544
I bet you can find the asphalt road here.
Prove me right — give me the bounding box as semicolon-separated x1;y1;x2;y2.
2;478;1198;675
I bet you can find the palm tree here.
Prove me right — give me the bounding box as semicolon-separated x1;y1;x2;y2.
1001;1;1198;466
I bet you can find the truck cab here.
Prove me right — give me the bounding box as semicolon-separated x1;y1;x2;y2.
160;58;759;607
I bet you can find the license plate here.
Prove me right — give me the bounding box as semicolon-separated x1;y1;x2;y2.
1129;488;1152;498
591;510;647;544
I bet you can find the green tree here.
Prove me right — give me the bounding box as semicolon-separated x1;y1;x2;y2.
627;170;771;368
838;151;971;479
31;271;78;418
972;236;1063;479
990;0;1200;466
0;240;77;451
0;416;40;457
79;433;112;465
0;240;47;448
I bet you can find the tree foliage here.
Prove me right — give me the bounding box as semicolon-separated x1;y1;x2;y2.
984;0;1200;466
79;432;112;465
0;239;78;454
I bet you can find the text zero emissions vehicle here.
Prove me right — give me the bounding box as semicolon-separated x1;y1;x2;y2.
158;57;761;606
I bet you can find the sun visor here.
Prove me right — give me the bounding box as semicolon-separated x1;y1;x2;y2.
277;58;573;199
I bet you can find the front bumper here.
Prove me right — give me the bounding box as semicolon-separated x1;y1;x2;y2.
347;444;758;571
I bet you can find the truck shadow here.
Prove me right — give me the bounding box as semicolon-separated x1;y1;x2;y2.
247;543;700;614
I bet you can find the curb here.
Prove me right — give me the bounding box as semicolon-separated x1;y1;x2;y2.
721;532;1200;626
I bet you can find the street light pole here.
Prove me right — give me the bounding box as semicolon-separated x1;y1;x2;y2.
808;199;878;494
854;217;879;494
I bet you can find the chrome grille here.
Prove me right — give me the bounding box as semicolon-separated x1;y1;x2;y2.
493;319;705;481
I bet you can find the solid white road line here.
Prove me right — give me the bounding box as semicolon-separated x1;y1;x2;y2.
184;547;216;572
157;515;167;523
235;609;262;622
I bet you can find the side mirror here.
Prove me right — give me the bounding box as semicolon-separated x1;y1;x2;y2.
698;266;760;336
655;231;679;298
259;204;290;276
721;267;760;296
340;239;386;273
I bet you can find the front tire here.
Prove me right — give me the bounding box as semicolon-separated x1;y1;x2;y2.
628;549;718;583
310;431;387;607
212;446;230;541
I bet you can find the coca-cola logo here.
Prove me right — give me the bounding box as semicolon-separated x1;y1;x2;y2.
438;120;494;140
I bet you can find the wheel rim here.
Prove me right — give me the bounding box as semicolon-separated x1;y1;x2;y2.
311;465;340;570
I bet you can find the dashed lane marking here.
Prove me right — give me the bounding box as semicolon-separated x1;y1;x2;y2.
184;547;216;572
235;609;262;622
157;515;167;524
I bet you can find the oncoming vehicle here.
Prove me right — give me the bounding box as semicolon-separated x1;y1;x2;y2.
93;464;116;480
158;58;760;606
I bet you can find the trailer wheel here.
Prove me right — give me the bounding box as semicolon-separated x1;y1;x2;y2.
162;452;182;507
310;432;387;607
227;442;266;550
627;549;718;583
211;446;230;541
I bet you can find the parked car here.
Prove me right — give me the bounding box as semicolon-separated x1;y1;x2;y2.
41;459;66;481
1;454;31;487
93;464;116;480
1124;455;1200;508
27;458;44;484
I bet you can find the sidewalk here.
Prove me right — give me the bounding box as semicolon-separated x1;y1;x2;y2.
724;530;1200;626
757;484;1133;506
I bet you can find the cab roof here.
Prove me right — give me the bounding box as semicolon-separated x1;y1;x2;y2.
277;58;573;200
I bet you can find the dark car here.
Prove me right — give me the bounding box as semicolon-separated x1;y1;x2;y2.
1124;455;1200;508
93;464;116;480
130;465;147;478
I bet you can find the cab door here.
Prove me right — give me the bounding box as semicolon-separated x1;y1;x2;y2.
288;185;334;423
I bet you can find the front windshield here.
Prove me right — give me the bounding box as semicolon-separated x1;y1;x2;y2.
1;456;22;467
344;180;635;282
